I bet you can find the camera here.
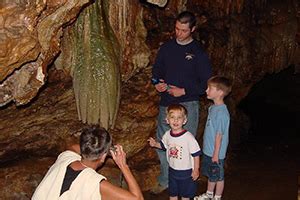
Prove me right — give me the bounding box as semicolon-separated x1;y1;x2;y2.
110;146;117;153
108;146;117;156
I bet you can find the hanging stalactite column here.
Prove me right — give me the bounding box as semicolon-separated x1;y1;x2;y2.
71;1;120;129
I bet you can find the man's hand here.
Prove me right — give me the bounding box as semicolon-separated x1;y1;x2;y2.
167;85;185;97
154;79;168;92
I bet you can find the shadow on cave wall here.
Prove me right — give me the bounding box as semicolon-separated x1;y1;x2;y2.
238;65;300;145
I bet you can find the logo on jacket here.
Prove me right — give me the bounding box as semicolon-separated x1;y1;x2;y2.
185;53;194;60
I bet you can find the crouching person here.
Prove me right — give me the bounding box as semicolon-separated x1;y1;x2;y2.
32;125;144;200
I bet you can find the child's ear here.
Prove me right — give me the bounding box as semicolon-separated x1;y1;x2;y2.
165;118;170;124
183;118;187;125
218;89;225;97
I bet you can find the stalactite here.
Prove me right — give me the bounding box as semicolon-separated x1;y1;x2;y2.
106;0;150;82
72;1;120;129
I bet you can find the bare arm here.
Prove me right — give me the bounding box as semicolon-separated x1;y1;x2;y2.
147;137;162;149
101;145;143;200
192;156;200;180
212;133;222;163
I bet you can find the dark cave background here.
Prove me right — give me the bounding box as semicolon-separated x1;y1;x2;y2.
237;65;300;186
239;65;300;142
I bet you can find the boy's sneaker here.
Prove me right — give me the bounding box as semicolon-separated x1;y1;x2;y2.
194;193;213;200
149;183;168;194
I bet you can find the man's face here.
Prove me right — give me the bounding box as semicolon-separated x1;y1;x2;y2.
175;21;195;43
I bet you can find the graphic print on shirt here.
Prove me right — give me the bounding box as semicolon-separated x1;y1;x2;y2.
185;52;195;60
168;143;183;160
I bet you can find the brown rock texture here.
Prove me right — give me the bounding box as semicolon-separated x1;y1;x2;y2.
0;0;90;106
0;0;299;198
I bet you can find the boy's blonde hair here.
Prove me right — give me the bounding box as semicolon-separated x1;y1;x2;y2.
207;75;232;96
166;104;187;117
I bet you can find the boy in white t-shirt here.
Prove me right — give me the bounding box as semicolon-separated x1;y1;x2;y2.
148;104;201;200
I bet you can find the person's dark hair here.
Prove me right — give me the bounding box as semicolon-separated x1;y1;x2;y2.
80;125;112;160
176;11;196;29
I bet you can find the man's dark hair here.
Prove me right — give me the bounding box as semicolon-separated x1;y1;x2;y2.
176;11;196;29
80;125;112;160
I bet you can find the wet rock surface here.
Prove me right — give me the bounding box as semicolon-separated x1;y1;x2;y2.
0;0;299;199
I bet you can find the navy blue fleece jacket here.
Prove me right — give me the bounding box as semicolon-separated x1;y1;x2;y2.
152;39;212;106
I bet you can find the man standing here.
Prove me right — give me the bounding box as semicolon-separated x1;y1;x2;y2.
151;11;212;194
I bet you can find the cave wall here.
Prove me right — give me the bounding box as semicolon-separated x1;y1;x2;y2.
0;0;299;198
0;0;90;106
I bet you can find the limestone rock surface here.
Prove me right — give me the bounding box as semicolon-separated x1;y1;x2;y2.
0;0;299;198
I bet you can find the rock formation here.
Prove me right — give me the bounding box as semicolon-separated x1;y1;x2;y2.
0;0;299;198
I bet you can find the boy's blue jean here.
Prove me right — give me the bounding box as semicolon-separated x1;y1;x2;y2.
201;154;225;182
156;101;199;187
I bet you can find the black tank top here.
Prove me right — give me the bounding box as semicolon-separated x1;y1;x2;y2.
60;165;82;196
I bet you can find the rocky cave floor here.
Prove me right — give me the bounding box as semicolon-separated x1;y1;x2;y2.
143;134;300;200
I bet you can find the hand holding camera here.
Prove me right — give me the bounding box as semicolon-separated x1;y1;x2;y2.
109;144;128;169
151;78;169;92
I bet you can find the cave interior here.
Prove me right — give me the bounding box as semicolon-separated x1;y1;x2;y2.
0;0;299;199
